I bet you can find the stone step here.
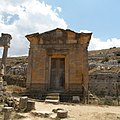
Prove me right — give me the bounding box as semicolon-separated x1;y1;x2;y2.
45;93;60;103
45;99;59;103
46;96;59;100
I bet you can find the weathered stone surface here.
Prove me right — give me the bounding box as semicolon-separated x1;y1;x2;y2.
26;100;35;112
49;114;57;119
89;72;120;96
0;33;12;74
45;93;60;104
19;96;28;110
31;110;52;118
14;113;27;119
57;109;68;118
52;108;64;113
2;107;14;120
25;28;92;101
72;96;80;103
0;33;12;47
0;104;4;112
0;80;3;91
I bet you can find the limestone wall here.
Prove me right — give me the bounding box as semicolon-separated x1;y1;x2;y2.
89;73;120;96
25;28;92;93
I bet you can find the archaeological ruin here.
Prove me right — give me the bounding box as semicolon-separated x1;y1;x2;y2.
25;28;92;101
0;33;12;97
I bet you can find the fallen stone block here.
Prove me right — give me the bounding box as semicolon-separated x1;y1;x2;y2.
19;96;28;111
57;109;68;118
72;96;80;103
2;107;14;120
26;100;35;112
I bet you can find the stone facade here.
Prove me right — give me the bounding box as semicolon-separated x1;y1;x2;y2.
25;28;92;96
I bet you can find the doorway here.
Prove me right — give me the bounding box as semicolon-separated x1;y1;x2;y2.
50;58;65;91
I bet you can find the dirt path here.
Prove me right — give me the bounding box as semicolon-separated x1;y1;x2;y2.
17;102;120;120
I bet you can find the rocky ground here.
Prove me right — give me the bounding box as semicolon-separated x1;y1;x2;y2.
32;102;120;120
1;101;120;120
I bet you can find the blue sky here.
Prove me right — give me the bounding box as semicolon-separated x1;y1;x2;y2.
0;0;120;56
44;0;120;40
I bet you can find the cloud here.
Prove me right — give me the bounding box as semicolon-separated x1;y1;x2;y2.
80;30;92;33
80;30;120;50
0;0;67;57
0;0;119;58
56;7;62;12
89;37;120;50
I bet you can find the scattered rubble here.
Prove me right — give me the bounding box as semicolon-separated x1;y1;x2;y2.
19;96;35;112
31;110;52;118
31;108;68;119
13;113;27;119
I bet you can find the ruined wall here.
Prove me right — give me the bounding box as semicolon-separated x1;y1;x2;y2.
89;73;120;96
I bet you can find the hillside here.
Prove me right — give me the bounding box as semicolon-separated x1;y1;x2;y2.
0;48;120;120
89;47;120;56
1;47;120;97
3;47;120;66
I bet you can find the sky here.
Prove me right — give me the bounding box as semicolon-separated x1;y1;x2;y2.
0;0;120;57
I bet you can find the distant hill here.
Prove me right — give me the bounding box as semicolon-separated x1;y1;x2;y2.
1;47;120;97
89;47;120;56
0;47;118;67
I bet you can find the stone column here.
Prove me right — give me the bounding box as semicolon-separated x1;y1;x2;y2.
1;46;8;75
19;96;28;110
2;107;13;120
0;65;4;96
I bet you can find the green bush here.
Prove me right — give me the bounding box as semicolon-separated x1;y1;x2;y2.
98;98;105;105
117;59;120;64
102;57;109;63
104;57;109;62
104;98;113;106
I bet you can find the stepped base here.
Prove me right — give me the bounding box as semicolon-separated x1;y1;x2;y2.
26;90;84;103
45;93;60;103
45;99;59;103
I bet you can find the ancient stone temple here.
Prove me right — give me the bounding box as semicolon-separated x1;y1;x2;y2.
26;28;92;100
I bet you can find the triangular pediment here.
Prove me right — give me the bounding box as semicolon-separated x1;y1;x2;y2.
40;28;67;44
25;28;92;45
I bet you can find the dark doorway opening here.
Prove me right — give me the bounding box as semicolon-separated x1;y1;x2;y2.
50;58;65;91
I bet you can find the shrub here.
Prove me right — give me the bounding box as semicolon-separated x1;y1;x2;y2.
102;57;109;63
98;98;105;105
104;98;113;106
117;59;120;64
104;57;109;62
